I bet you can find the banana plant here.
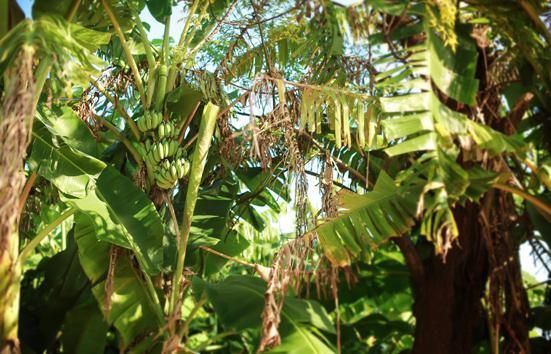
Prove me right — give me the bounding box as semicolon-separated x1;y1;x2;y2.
2;0;551;353
2;0;335;352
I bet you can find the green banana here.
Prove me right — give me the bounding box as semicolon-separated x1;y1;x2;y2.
166;171;177;185
175;159;183;179
139;112;151;132
164;141;170;158
171;140;179;156
155;170;171;185
153;145;161;163
158;124;165;139
157;142;163;160
157;122;176;139
155;172;173;188
158;170;174;187
155;143;161;160
153;112;162;128
147;152;156;166
137;116;145;132
170;165;178;180
182;159;190;176
156;180;171;189
168;122;176;137
150;114;155;130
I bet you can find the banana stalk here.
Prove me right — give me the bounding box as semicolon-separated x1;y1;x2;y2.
169;102;219;314
154;65;168;112
145;65;157;110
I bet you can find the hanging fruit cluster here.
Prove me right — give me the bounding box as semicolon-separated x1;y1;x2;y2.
137;111;190;190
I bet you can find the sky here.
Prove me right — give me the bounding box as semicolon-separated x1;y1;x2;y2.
13;0;548;282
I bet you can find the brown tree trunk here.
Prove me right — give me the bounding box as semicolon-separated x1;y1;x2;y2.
395;203;489;354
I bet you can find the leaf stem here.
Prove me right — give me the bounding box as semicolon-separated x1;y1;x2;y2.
135;15;156;70
124;253;165;329
100;0;147;104
33;57;53;108
301;130;371;187
178;295;207;338
180;1;209;55
18;172;37;216
142;269;165;327
516;0;551;45
523;158;551;190
177;101;200;144
19;208;76;263
66;0;82;22
161;15;171;65
178;0;200;48
493;182;551;216
199;246;256;268
145;66;157;110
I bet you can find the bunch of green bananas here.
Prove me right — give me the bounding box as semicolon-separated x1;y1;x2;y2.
153;158;190;189
144;139;180;165
137;111;191;190
137;111;163;132
157;121;178;139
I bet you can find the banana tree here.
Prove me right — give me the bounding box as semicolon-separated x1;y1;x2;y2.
1;0;551;353
1;0;336;353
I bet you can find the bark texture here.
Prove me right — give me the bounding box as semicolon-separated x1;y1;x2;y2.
402;203;489;354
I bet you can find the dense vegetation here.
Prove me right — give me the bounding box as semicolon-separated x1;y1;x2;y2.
1;0;550;353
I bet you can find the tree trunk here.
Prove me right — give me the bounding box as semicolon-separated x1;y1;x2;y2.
0;229;21;354
0;6;28;353
396;203;489;354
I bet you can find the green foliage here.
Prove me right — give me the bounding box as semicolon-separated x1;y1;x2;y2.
193;275;336;353
32;0;145;30
74;215;161;352
30;120;164;275
3;0;551;353
0;15;109;89
316;172;418;266
145;0;173;23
